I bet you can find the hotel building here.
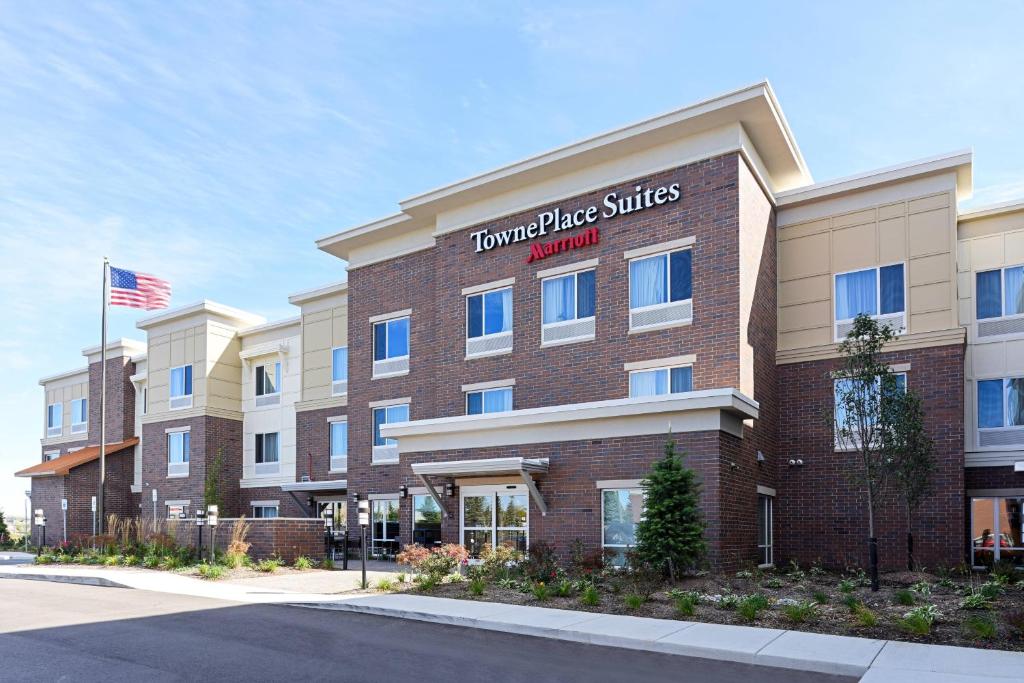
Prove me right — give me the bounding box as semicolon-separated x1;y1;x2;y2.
17;83;1024;571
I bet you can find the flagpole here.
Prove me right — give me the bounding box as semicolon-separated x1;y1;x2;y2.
98;257;109;535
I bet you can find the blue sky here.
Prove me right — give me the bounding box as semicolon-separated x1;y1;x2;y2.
2;1;1023;519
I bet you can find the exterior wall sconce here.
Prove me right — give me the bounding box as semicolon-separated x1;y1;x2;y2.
756;450;765;463
399;484;408;499
444;482;455;497
788;459;804;467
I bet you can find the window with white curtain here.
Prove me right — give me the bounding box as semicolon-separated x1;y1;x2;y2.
252;505;279;519
467;287;512;339
833;264;905;335
542;270;595;324
255;432;280;474
629;366;693;397
977;265;1024;320
629;249;691;310
978;378;1024;429
330;420;348;471
255;361;281;397
169;364;193;409
70;398;87;432
167;431;190;477
372;404;408;463
466;387;513;415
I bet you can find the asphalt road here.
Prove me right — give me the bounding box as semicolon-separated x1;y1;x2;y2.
0;580;857;683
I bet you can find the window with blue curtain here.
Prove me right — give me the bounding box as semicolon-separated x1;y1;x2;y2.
373;404;409;446
976;270;1002;320
467;288;512;338
373;317;409;361
543;270;595;324
466;387;513;415
629;366;693;397
629;249;692;310
978;379;1004;428
170;365;193;397
332;347;348;381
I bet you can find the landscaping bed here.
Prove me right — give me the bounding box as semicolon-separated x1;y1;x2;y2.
410;560;1024;651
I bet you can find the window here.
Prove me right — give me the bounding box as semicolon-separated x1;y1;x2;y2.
833;264;905;339
833;373;906;444
628;248;692;330
467;288;512;339
44;451;59;461
167;504;187;519
629;366;693;398
332;347;348;395
317;500;347;530
372;316;410;377
970;497;1024;568
542;270;595;344
602;488;643;566
169;365;193;409
372;499;400;555
167;431;190;477
977;265;1024;321
461;485;528;559
255;361;281;396
330;420;348;471
413;495;443;547
46;402;62;437
372;404;408;463
252;505;279;519
70;398;87;433
977;378;1024;447
466;387;513;415
255;432;280;475
757;494;774;567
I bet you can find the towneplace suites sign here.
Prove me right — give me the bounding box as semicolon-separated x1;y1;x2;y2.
469;182;681;263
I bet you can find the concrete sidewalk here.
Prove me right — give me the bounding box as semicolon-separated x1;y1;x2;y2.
3;565;1022;681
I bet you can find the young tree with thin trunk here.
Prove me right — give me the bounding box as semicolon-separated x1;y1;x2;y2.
634;437;705;581
881;387;935;571
832;313;898;591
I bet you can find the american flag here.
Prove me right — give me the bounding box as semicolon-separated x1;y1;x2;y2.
109;266;172;310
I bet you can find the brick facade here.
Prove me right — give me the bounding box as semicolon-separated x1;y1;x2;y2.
88;355;136;445
141;415;243;520
775;344;966;570
168;517;326;563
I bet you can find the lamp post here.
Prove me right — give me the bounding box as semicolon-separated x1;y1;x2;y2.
358;498;369;589
24;491;30;552
207;505;218;564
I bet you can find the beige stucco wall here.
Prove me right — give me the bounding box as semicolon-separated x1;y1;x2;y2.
41;371;89;444
777;182;960;361
296;290;348;411
957;209;1024;463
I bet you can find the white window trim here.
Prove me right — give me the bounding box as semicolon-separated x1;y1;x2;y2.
169;364;194;410
46;402;63;437
832;262;907;341
371;402;408;463
44;450;60;461
461;378;516;393
369;308;412;324
251;504;280;518
623;354;697;373
331;346;348;396
372;315;411;376
626;246;694;331
601;487;643;559
371;498;400;544
166;430;190;478
369;396;412;409
254;360;282;398
254;432;281;475
832;371;908;452
461;277;515;296
976;263;1024;322
465;285;514;352
758;492;774;568
70;398;88;433
250;499;280;507
540;269;596;345
535;257;599;280
622;236;695;261
329;417;348;472
976;376;1024;447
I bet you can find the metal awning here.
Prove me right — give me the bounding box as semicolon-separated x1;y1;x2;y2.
280;479;347;492
410;457;549;518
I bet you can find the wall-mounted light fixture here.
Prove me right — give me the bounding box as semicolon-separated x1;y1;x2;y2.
444;482;455;497
399;484;408;499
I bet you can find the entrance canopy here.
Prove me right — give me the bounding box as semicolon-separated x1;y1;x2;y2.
411;457;549;518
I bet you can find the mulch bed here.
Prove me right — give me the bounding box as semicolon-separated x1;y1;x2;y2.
418;569;1024;651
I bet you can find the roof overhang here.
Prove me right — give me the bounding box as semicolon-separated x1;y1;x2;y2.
958;197;1024;222
280;480;347;492
381;389;759;454
16;438;139;478
38;366;89;387
412;458;550;518
287;280;349;306
136;300;265;331
316;81;811;263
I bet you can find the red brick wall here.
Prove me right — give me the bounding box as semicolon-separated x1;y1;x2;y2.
965;466;1024;491
141;415;243;520
66;448;138;537
295;406;348;483
30;476;65;547
88;356;137;445
169;517;326;563
775;343;966;570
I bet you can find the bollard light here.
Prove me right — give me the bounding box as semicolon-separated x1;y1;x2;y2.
358;499;369;527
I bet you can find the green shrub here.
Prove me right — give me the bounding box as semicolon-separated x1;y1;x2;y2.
580;584;600;607
417;575;438;591
532;582;551;601
854;606;878;627
375;578;395;592
468;577;486;596
990;560;1017;584
674;594;696;616
842;595;862;611
737;594;770;621
910;580;931;597
937;577;956;589
34;554;54;565
395;572;405;583
838;579;857;594
980;581;1005;600
624;594;646;609
812;590;829;604
293;556;313;571
143;554;161;569
197;563;225;580
894;589;915;606
1004;609;1024;636
120;554;137;567
899;605;941;635
479;544;524;580
782;600;818;624
762;577;784;590
321;557;335;571
963;614;997;640
256;558;281;573
959;591;992;610
717;593;740;610
555;578;574;598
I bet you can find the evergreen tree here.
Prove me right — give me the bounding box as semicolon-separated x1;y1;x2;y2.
0;509;9;547
634;437;705;580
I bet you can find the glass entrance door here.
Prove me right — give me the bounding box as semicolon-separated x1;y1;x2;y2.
460;484;528;558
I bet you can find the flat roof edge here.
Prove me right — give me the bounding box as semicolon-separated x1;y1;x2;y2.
958;197;1024;222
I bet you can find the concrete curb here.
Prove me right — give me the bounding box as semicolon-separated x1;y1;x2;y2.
0;572;132;589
